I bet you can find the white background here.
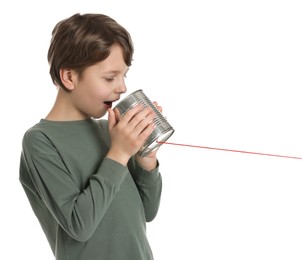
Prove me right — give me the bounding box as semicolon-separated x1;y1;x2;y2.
1;0;302;259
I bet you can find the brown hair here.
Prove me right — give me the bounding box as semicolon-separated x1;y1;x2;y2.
47;13;134;91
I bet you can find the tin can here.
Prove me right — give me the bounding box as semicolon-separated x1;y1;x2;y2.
114;89;175;157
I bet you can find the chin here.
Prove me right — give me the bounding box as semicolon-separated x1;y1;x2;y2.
91;111;107;120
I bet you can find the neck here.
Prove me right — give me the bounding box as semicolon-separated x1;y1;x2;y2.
45;88;87;121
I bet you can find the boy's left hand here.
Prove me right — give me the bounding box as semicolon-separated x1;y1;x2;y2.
135;101;162;171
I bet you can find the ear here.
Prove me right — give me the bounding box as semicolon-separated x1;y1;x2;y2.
59;68;76;91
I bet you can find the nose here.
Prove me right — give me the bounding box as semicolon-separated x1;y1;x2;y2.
115;79;127;94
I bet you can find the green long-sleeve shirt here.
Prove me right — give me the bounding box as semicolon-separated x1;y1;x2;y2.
19;118;162;260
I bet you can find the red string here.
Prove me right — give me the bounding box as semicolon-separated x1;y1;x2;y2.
157;141;302;160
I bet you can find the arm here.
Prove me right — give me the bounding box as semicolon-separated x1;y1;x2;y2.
105;101;163;221
128;157;162;222
20;130;128;242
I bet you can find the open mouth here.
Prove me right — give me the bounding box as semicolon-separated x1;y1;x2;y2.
103;101;113;108
104;97;120;109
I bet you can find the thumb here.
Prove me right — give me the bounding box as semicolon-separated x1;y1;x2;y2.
107;108;117;131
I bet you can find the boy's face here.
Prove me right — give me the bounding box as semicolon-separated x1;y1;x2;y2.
70;44;128;119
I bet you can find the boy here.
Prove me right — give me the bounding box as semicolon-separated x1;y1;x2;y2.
19;13;162;260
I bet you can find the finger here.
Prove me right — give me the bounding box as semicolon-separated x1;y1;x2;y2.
119;104;143;125
129;107;155;130
113;108;121;121
152;101;162;113
132;110;155;136
107;108;117;131
138;121;156;142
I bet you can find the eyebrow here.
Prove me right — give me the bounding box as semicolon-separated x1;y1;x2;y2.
104;68;129;75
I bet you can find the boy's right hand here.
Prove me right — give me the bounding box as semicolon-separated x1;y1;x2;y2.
106;104;155;166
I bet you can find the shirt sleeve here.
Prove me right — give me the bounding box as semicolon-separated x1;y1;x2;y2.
127;157;162;222
20;130;128;242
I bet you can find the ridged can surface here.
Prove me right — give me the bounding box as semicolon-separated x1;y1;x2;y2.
114;89;175;156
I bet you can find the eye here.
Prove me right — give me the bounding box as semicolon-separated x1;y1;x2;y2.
105;77;114;82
